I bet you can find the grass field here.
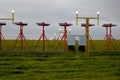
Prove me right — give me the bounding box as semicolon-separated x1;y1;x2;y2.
0;40;120;80
0;51;120;80
1;40;120;51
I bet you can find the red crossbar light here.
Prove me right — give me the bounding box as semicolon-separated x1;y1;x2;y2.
59;22;72;26
103;23;117;27
14;22;28;26
36;22;50;26
0;22;6;25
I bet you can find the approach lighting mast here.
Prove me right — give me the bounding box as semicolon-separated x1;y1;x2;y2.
0;22;9;50
81;23;96;51
33;22;51;51
55;22;72;51
11;22;30;50
76;11;99;57
100;23;119;52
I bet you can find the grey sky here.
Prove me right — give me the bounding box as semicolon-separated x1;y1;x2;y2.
0;0;120;39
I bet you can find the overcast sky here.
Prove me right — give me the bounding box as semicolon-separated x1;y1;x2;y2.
0;0;120;39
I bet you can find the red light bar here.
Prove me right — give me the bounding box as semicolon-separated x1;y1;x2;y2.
37;22;50;26
103;23;117;27
59;22;72;26
14;22;28;26
0;22;6;25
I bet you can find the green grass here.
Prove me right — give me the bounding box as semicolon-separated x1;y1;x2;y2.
0;51;120;80
0;40;120;80
0;40;65;51
89;40;120;52
0;40;120;52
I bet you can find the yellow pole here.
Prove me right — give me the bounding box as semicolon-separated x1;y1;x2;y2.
97;12;99;25
76;11;79;26
12;10;15;24
76;14;78;26
85;18;89;57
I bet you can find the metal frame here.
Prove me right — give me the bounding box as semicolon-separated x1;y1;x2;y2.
76;11;99;57
33;22;51;51
0;10;14;24
55;22;72;51
11;22;30;50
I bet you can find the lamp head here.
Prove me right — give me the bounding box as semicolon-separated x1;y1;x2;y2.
97;11;100;25
12;10;15;24
97;11;100;15
76;11;79;26
68;28;71;31
12;10;14;13
59;28;62;31
76;11;79;14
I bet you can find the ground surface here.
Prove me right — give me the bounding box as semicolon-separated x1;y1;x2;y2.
0;51;119;80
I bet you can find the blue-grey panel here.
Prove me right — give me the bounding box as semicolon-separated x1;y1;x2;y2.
67;35;75;46
79;35;86;46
